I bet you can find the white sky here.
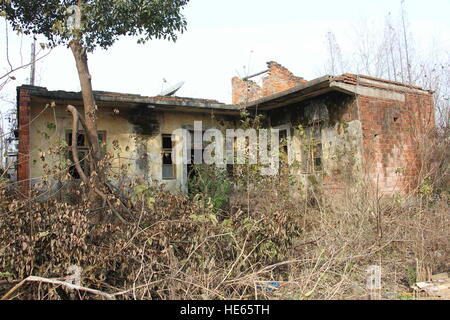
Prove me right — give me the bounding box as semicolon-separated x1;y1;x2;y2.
1;0;449;112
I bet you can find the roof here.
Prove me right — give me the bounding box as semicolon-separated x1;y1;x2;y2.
237;73;433;110
18;73;432;113
17;85;240;112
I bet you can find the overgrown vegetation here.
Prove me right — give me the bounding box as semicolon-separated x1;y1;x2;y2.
0;2;448;301
0;110;448;300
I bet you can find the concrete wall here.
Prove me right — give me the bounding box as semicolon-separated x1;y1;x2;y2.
27;99;235;194
20;78;434;197
266;91;364;193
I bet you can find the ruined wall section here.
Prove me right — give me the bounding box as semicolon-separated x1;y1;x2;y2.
232;61;307;104
231;77;262;105
358;91;435;193
262;61;307;96
27;98;236;195
267;92;363;193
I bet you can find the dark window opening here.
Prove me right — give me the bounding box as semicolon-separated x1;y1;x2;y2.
277;128;290;177
162;136;173;149
66;132;85;147
68;150;89;179
187;130;205;181
162;134;175;180
302;124;323;174
225;136;238;177
279;129;289;155
313;143;323;172
66;130;106;179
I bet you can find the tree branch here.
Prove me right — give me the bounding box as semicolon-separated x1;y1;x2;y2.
1;276;115;300
66;105;128;224
66;105;89;184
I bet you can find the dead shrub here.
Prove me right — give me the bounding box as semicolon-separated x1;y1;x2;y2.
0;121;448;300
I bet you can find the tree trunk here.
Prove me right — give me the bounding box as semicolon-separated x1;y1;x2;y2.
69;40;100;166
67;105;89;184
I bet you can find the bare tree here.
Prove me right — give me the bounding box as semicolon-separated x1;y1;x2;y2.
323;4;448;127
0;18;51;174
0;19;51;92
325;31;345;76
401;0;413;84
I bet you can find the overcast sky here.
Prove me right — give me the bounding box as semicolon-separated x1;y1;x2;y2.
1;0;449;111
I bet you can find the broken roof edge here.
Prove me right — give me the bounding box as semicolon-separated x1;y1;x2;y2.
17;72;433;114
17;85;240;111
333;73;434;94
237;73;434;110
235;75;334;110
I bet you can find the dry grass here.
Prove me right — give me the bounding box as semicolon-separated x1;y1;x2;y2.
0;124;448;300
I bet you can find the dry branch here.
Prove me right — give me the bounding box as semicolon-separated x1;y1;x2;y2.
1;276;115;300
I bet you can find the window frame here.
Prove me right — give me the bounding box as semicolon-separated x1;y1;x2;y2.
302;122;323;174
65;130;107;179
161;134;176;180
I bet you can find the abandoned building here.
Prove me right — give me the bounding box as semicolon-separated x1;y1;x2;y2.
16;61;435;196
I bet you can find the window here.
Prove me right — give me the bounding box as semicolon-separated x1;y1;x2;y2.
279;128;289;158
187;130;206;180
302;124;323;173
66;130;106;179
162;134;175;180
226;137;236;176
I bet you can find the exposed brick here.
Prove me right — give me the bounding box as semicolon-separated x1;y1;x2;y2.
232;61;307;104
17;88;31;196
359;91;435;193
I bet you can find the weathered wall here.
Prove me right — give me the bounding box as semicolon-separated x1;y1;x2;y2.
266;91;363;193
232;61;307;104
27;100;235;194
148;111;232;192
28;102;140;192
21;77;434;198
358;91;435;193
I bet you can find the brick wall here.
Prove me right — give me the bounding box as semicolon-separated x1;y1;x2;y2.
17;88;31;196
231;76;262;105
232;61;307;104
359;91;435;193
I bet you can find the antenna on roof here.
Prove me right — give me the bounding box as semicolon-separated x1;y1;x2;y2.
159;81;185;96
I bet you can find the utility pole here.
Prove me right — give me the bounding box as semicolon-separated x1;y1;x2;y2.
30;38;36;86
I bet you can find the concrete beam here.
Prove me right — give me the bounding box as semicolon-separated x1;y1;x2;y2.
330;82;405;102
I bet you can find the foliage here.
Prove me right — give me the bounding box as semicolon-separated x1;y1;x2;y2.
188;165;232;212
0;0;190;51
0;165;448;300
0;103;448;300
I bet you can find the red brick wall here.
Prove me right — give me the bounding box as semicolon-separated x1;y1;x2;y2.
262;61;307;96
359;91;435;193
231;76;262;104
17;88;31;196
232;61;306;104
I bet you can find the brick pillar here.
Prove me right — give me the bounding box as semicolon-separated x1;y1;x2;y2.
231;61;307;104
262;61;307;96
17;88;31;196
231;76;262;104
